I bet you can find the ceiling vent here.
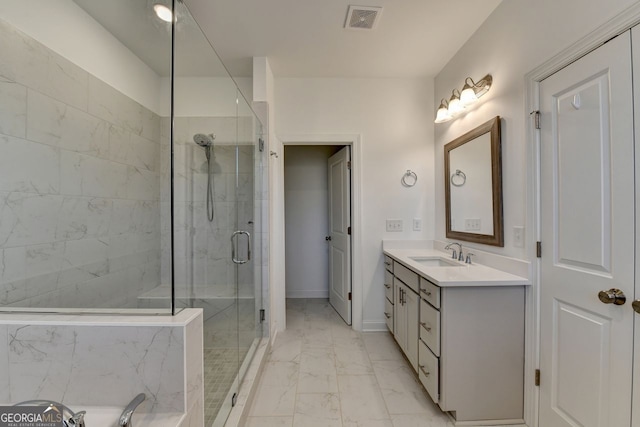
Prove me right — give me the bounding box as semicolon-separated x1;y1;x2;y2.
344;5;383;30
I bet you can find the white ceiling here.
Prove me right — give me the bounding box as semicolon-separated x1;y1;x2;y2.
74;0;502;79
184;0;502;78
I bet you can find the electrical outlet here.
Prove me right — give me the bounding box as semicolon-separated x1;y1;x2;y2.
464;218;481;231
386;219;403;232
513;226;525;248
413;218;422;231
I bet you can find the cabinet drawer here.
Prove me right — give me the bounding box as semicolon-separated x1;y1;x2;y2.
418;339;439;404
394;262;419;293
384;255;393;273
384;297;394;332
384;270;394;302
420;299;441;356
419;277;440;309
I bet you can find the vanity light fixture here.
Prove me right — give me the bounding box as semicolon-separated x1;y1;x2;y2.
153;4;173;22
434;74;493;123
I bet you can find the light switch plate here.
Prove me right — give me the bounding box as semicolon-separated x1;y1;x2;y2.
513;226;525;248
386;219;403;232
413;218;422;231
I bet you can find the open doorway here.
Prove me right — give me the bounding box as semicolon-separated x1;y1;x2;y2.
284;145;352;325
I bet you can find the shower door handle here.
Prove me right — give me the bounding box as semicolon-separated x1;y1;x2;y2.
231;231;252;264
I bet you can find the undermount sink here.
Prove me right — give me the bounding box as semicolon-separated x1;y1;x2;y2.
409;257;464;267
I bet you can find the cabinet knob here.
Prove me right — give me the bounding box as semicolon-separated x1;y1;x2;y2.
632;300;640;314
384;312;391;319
419;365;430;377
420;288;432;297
598;288;626;305
384;284;391;289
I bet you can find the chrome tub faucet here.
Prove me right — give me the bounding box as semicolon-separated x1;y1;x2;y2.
119;393;146;427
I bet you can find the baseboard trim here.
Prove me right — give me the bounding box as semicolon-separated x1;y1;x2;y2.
285;290;329;298
362;321;387;332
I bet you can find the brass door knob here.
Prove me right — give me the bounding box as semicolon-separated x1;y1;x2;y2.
598;288;626;305
632;300;640;314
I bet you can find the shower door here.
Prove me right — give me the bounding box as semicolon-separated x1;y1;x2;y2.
173;3;264;426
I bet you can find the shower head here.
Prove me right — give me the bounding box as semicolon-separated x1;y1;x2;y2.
193;133;215;148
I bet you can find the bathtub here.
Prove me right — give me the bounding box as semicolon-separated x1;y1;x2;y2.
0;309;204;427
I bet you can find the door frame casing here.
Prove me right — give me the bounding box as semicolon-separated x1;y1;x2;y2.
279;133;363;331
525;4;640;426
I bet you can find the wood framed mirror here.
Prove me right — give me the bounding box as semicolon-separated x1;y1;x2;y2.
444;116;503;246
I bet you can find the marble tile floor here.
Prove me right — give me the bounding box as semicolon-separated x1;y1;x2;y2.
244;298;459;427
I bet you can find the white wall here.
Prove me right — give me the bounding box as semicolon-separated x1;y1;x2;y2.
275;78;434;330
434;0;638;259
0;0;162;114
253;57;282;338
284;146;340;298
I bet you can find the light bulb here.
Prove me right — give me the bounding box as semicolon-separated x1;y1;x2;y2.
153;4;173;22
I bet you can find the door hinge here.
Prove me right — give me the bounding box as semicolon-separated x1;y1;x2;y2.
259;308;265;323
348;292;352;301
347;161;351;170
232;392;238;407
347;226;351;235
536;241;542;258
258;137;265;152
535;369;540;386
531;110;541;129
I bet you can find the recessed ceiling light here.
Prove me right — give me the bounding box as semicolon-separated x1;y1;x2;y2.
153;4;173;23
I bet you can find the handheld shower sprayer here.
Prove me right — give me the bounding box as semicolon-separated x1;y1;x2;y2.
193;133;216;222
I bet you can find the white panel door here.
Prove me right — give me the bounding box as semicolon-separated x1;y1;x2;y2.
539;33;634;427
328;146;352;324
632;25;640;427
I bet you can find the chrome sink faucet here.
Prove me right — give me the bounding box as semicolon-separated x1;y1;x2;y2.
444;242;464;262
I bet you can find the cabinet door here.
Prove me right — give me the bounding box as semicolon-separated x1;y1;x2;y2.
405;287;419;371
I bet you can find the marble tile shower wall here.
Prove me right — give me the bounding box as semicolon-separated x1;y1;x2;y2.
161;116;255;298
0;20;163;309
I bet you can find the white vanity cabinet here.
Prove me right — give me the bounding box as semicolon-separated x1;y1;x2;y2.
420;279;525;424
383;250;527;425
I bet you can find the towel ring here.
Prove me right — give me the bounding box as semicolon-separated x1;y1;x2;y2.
450;169;466;187
401;170;418;187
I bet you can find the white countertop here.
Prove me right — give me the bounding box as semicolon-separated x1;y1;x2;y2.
384;248;530;287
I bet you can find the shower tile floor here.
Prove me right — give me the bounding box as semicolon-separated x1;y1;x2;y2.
204;347;247;426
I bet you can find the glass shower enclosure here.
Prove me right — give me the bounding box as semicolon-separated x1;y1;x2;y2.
0;1;266;425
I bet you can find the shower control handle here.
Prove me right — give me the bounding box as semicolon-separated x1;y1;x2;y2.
231;231;252;264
